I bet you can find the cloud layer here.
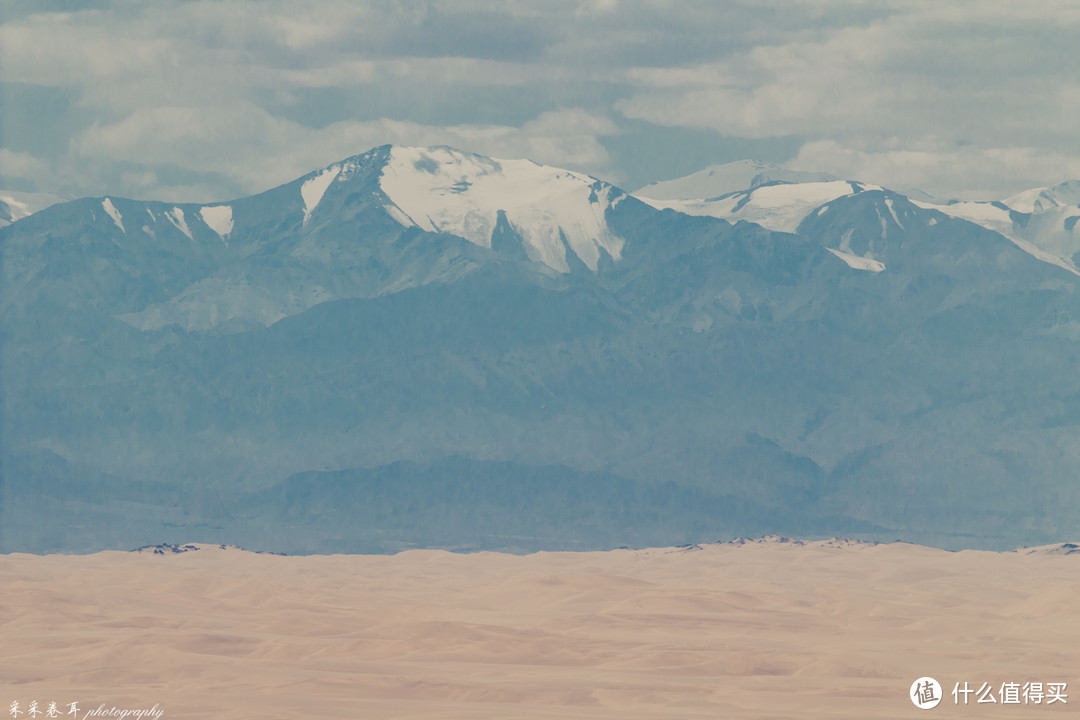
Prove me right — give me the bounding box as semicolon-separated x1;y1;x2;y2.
1;1;1078;201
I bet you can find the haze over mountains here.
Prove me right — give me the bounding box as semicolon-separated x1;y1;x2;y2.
3;145;1080;554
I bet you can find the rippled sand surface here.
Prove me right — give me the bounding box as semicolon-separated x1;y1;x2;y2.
2;538;1078;718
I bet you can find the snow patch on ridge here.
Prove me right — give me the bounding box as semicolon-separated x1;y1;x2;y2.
913;199;1014;237
102;198;125;233
301;166;341;225
0;195;33;225
382;204;414;227
827;247;885;272
378;146;623;273
913;199;1080;277
1001;235;1080;277
200;205;233;239
884;197;903;229
165;207;192;239
637;181;879;233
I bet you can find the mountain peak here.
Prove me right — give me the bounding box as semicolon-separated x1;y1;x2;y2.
636;179;882;235
282;145;628;274
1004;179;1080;214
376;145;626;273
0;190;74;227
635;160;838;201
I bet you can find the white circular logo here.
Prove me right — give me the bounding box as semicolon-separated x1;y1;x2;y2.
910;677;942;709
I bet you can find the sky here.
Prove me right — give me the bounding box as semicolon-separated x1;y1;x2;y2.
1;0;1079;204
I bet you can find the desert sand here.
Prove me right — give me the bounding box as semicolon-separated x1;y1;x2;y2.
2;537;1078;719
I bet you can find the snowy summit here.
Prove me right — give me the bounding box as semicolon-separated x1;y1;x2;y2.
377;146;626;273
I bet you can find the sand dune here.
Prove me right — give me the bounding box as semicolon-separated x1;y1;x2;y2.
2;538;1078;719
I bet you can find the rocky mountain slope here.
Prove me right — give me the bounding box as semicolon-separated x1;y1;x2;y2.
3;146;1080;553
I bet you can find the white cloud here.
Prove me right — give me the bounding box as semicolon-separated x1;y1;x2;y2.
787;140;1080;200
616;3;1080;195
3;1;1080;200
0;148;49;181
71;103;620;201
617;17;950;139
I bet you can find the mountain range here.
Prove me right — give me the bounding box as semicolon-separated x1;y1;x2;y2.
3;145;1080;554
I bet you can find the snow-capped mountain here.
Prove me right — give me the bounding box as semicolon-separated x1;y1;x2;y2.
636;165;1080;278
633;175;940;275
637;180;883;233
379;146;626;273
5;145;1080;555
911;180;1080;274
1007;179;1080;214
52;146;633;333
635;160;836;201
0;190;69;227
298;145;627;273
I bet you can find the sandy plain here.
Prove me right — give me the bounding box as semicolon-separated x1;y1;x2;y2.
2;537;1078;719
